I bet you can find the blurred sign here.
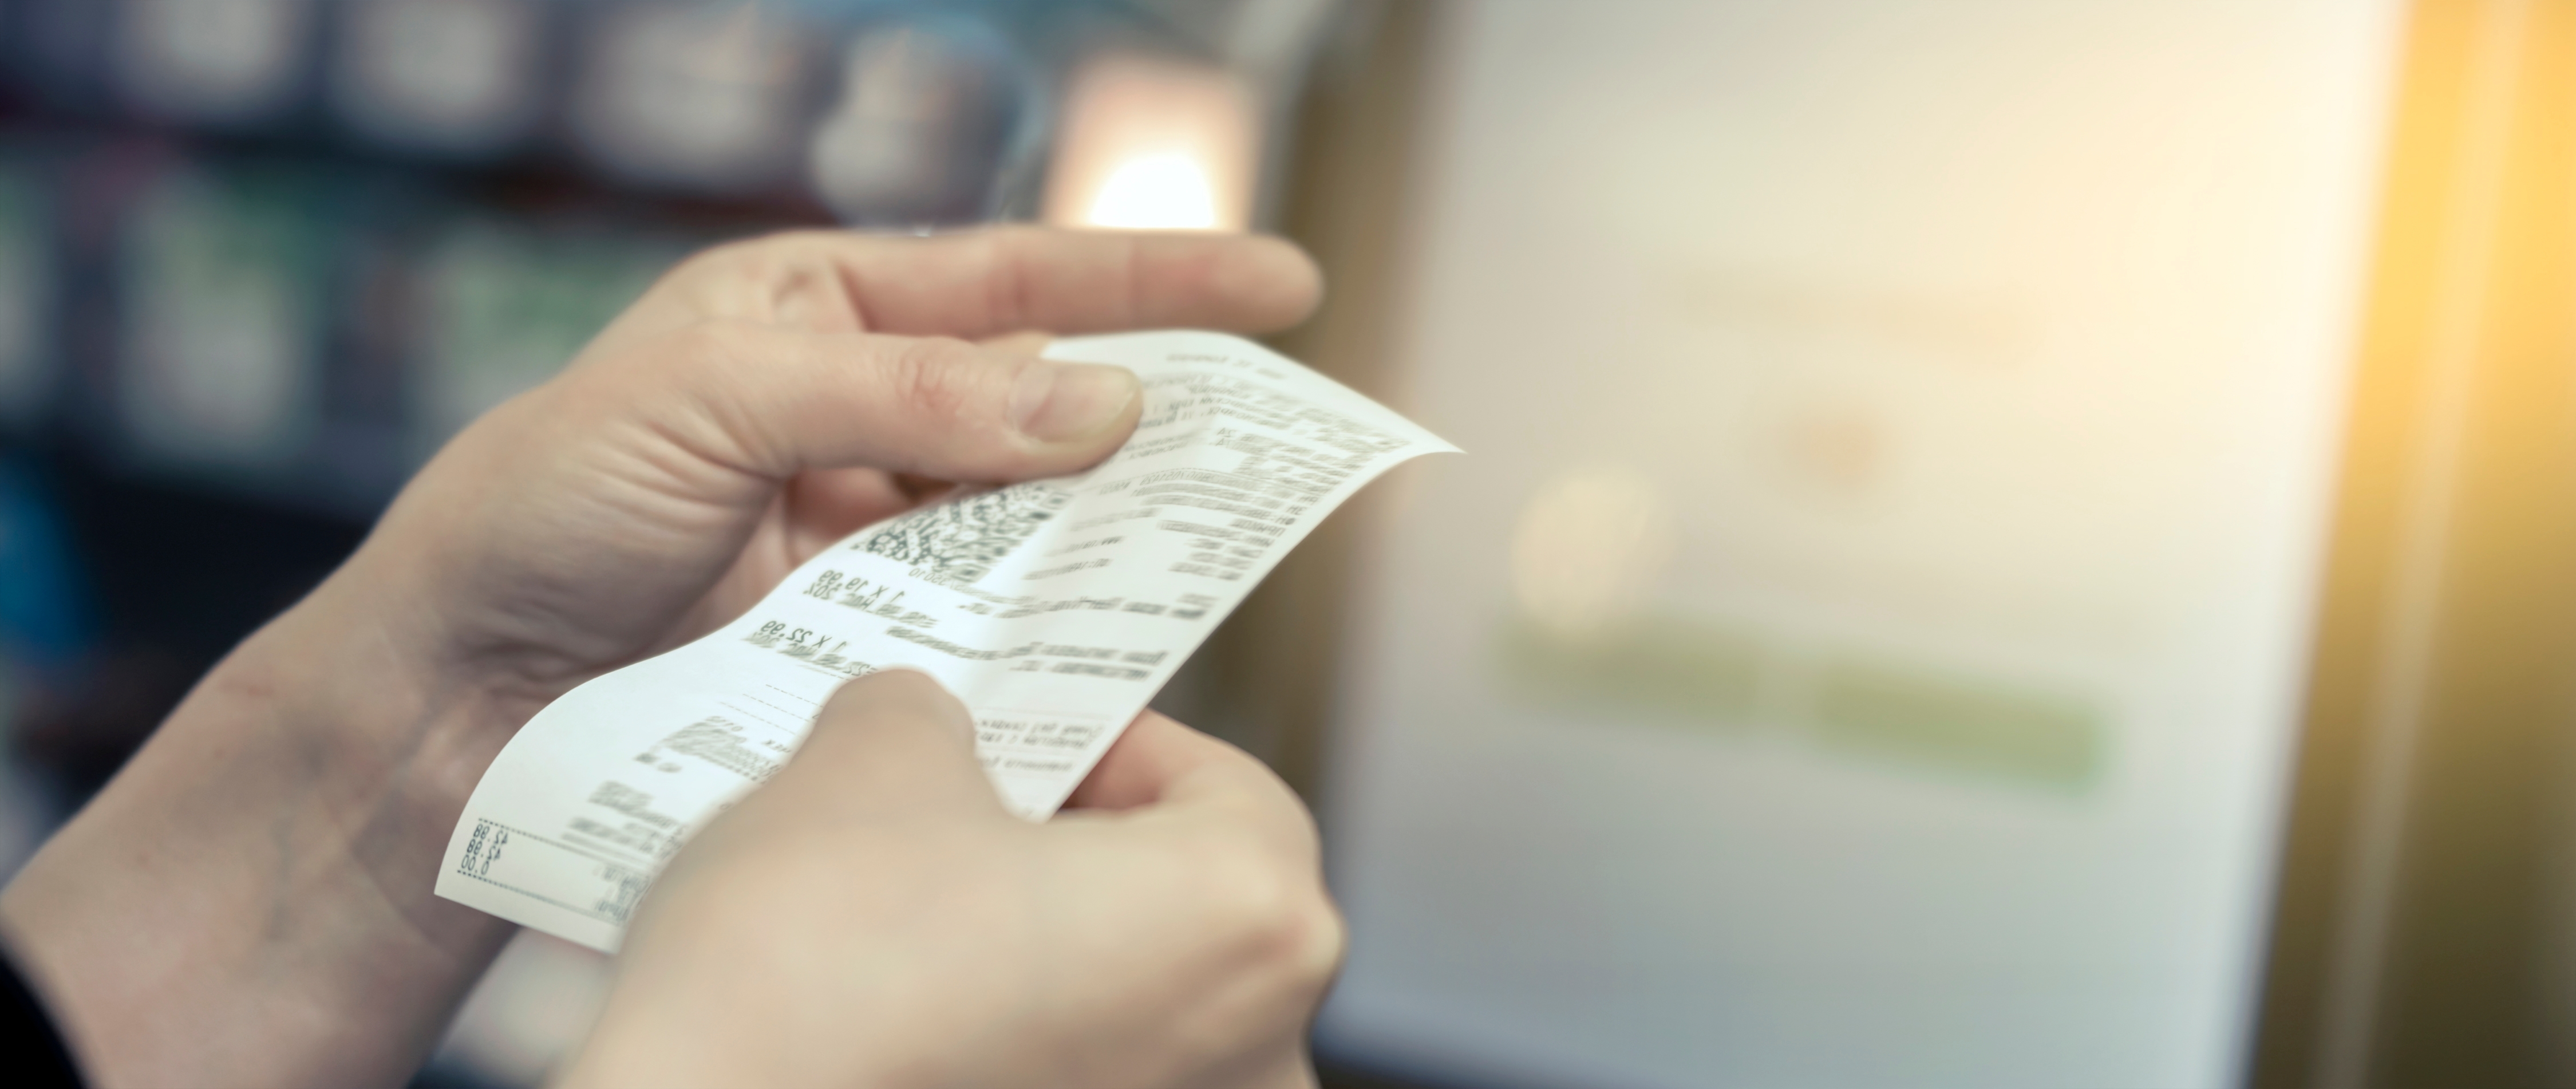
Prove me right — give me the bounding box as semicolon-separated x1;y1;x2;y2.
569;1;815;195
807;21;1026;227
1321;2;2405;1087
0;164;56;428
116;166;328;473
409;218;677;457
327;0;547;156
113;0;316;125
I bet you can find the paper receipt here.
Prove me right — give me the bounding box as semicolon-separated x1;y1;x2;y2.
433;330;1457;950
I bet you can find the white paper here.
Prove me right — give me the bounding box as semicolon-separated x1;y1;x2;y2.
434;330;1457;950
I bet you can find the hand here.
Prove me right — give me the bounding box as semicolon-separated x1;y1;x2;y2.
361;226;1315;708
0;227;1320;1088
559;671;1344;1089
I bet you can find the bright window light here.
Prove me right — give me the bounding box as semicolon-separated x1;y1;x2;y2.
1044;57;1257;231
1086;152;1220;230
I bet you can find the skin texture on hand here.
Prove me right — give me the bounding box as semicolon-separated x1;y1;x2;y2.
558;672;1344;1089
0;227;1321;1089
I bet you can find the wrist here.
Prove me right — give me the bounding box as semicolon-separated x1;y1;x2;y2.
275;562;547;814
0;567;526;1088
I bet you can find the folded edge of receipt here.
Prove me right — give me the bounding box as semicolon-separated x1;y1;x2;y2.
433;330;1458;951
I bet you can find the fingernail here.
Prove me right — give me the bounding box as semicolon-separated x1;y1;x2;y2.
1012;362;1139;443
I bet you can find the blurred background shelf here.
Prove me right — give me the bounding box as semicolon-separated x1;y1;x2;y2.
0;2;1351;1084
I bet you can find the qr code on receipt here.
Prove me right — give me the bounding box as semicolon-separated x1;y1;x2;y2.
853;483;1073;583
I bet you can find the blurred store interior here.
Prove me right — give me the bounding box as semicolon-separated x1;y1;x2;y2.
13;0;2576;1087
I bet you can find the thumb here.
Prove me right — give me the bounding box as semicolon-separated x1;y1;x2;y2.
595;318;1143;484
768;669;1006;821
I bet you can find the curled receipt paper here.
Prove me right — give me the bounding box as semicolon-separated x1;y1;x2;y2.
434;330;1458;950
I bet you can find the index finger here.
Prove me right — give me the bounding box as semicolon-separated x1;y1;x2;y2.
740;226;1324;339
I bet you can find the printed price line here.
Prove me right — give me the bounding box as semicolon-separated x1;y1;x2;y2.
803;569;938;626
744;619;872;676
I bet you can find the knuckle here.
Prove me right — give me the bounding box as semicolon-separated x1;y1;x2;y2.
582;317;759;429
885;336;991;424
969;223;1045;261
1188;838;1344;990
1291;893;1350;987
667;232;862;322
971;227;1046;328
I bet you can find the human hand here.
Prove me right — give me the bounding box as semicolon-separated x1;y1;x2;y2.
0;227;1318;1089
558;670;1343;1089
353;225;1321;736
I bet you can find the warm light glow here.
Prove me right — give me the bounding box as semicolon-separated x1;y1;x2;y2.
1511;465;1677;641
1042;56;1257;232
1085;152;1219;230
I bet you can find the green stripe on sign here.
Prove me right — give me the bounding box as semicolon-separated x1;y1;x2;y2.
1807;658;2105;790
1499;614;1764;729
